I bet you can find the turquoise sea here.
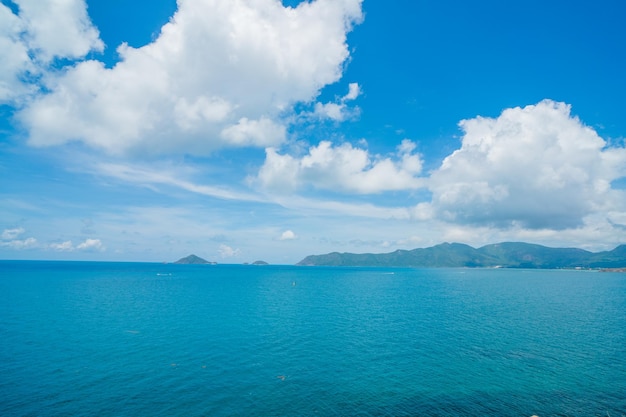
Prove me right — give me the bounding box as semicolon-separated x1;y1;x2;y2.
1;261;625;416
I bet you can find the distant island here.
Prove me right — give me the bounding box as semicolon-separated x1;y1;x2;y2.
173;254;216;265
296;242;626;269
173;255;269;265
243;260;269;265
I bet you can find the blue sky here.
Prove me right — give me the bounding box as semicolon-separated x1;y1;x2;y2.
1;0;626;263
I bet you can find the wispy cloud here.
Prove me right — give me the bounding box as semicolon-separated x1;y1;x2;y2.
49;241;73;251
0;227;38;249
218;244;240;259
48;238;105;252
0;237;38;249
1;227;25;240
272;195;412;220
96;162;265;203
94;161;416;220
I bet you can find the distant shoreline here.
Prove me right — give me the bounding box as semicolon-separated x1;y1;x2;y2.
296;241;626;269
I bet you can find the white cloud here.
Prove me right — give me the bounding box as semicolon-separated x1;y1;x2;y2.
76;238;104;251
0;0;102;103
15;0;363;155
174;96;233;130
311;82;361;121
14;0;103;63
279;230;297;240
344;82;361;101
0;227;38;249
220;117;286;147
255;139;424;194
254;149;300;192
49;238;104;252
313;102;346;121
218;244;240;259
50;240;73;251
0;237;38;249
2;227;25;240
0;5;34;102
426;99;626;229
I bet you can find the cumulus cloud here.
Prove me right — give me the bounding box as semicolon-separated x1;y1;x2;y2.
220;117;286;147
218;244;240;258
312;82;361;121
76;238;104;251
344;82;361;101
13;0;363;155
0;0;102;103
279;230;297;240
13;0;103;63
0;5;34;102
426;99;626;229
255;139;424;194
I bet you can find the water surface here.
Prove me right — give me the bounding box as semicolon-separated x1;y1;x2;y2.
1;262;625;416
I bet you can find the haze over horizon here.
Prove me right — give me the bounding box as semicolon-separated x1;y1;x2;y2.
2;0;626;264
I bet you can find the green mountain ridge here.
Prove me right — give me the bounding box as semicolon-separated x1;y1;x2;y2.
296;242;626;269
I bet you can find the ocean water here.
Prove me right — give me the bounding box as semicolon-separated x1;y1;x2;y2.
1;262;625;416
